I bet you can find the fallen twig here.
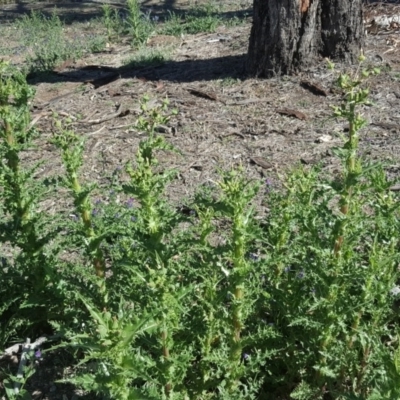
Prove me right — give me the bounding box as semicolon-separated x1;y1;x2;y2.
1;337;48;395
186;87;219;102
300;80;328;96
26;111;51;132
2;336;48;361
276;107;308;120
83;104;130;125
86;125;107;136
226;98;270;106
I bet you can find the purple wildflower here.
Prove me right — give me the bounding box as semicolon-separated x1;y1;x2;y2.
297;270;305;279
265;178;273;194
126;198;134;208
34;350;42;358
249;253;259;261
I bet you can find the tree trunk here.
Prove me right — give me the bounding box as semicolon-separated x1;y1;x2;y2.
247;0;365;78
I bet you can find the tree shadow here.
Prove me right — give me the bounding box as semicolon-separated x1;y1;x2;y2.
27;53;248;86
1;0;101;24
0;0;252;26
121;53;248;83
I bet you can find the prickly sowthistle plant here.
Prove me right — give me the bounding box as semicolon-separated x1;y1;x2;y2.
0;61;65;343
52;121;107;284
125;0;154;47
2;59;400;400
256;59;400;399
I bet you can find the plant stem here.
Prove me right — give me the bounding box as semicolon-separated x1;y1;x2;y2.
161;329;172;396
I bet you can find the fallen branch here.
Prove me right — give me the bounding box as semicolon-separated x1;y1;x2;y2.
1;336;48;395
2;336;49;361
276;107;308;120
86;125;107;136
83;104;130;125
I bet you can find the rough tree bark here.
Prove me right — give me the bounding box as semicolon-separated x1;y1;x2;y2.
247;0;365;77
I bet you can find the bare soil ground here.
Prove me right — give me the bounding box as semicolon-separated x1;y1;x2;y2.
1;0;400;399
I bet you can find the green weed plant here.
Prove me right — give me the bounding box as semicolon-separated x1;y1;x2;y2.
162;7;221;36
2;347;37;400
161;4;245;37
124;47;170;69
16;10;106;74
101;4;121;43
1;59;400;399
100;0;154;47
125;0;154;47
0;61;64;344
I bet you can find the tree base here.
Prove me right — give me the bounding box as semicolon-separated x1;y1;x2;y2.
247;0;365;78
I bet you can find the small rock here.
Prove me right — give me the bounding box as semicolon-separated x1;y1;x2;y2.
32;390;43;399
390;286;400;296
315;134;332;143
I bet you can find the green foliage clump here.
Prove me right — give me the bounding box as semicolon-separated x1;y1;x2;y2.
1;59;400;400
0;60;62;344
160;2;246;37
101;0;154;47
162;6;222;36
16;10;106;74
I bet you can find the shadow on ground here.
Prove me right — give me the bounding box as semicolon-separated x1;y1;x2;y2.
0;0;252;26
27;53;249;86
